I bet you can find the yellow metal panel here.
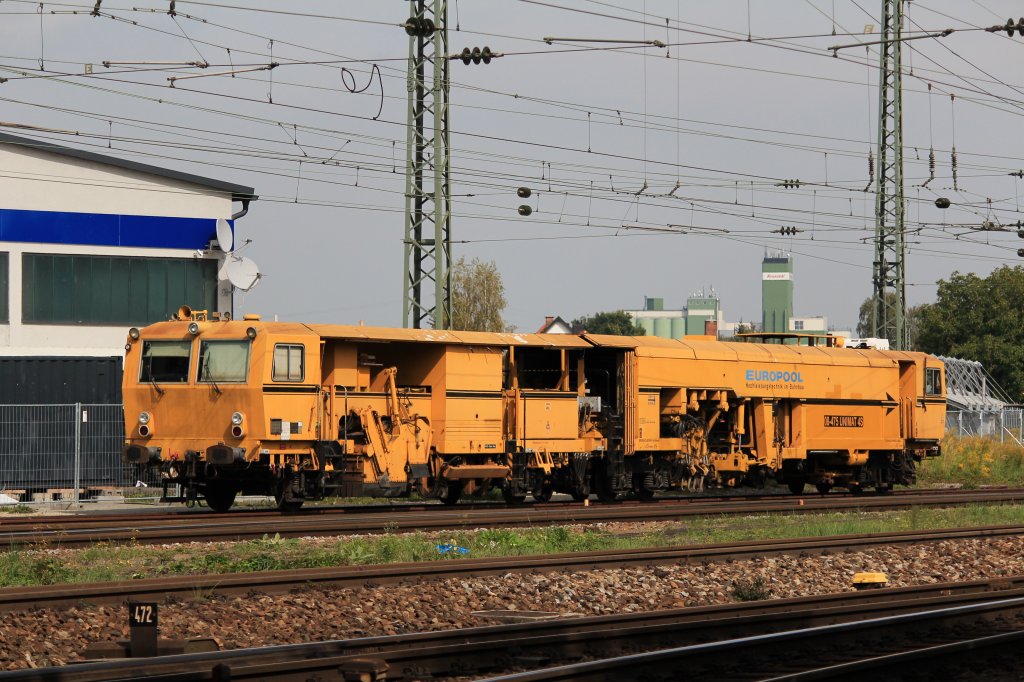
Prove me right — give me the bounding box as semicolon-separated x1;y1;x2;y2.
439;395;503;452
445;347;503;391
307;324;590;348
581;333;645;348
521;392;579;441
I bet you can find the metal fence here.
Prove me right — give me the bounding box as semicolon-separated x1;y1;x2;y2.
0;403;142;504
947;408;1024;446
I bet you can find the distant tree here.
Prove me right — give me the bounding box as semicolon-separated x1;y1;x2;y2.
571;310;646;336
916;266;1024;401
450;256;508;332
734;321;756;336
855;293;923;348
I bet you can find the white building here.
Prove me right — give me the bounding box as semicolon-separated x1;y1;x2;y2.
0;132;255;402
788;316;827;333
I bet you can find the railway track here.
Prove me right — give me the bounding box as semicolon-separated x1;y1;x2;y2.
4;573;1024;680
3;523;1024;614
3;487;1023;547
481;596;1024;681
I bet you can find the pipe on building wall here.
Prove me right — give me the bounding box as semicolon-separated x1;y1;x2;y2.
231;199;251;221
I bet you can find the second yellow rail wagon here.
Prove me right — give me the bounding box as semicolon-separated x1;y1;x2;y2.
122;309;944;511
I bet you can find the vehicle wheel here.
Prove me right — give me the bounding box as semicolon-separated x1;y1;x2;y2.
815;482;832;495
274;491;304;512
787;479;806;495
435;479;463;505
570;481;590;502
595;474;618;502
532;487;553;503
636;487;655;501
204;482;237;513
502;488;527;505
875;484;894;495
849;484;865;495
593;459;618;503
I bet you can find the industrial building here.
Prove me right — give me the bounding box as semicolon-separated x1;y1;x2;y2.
628;293;730;338
0;133;256;403
761;251;794;333
627;253;842;341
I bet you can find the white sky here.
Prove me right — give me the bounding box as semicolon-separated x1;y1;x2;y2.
1;1;1022;331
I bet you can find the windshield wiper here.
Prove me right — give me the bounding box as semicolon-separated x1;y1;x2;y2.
144;362;165;396
203;356;222;395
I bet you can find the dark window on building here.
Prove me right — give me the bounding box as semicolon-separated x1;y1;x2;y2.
22;253;217;325
793;320;804;331
198;340;250;383
0;253;8;323
925;368;942;396
273;344;305;382
139;340;192;383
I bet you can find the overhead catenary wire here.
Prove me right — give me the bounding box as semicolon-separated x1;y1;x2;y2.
0;0;1020;302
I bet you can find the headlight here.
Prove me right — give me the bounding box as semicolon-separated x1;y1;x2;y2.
246;326;257;340
231;412;244;426
128;327;140;340
188;322;200;335
138;412;151;425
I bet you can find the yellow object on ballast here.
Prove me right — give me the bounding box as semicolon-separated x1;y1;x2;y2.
852;571;888;590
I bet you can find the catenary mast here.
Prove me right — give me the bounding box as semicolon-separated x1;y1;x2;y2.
403;0;452;329
871;0;908;349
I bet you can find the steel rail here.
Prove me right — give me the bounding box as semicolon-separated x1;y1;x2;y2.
4;488;1024;548
0;486;1011;528
4;575;1024;681
478;596;1024;681
3;524;1024;614
763;629;1024;680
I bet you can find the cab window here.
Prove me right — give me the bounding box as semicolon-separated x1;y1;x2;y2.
925;368;942;396
139;341;191;383
198;340;250;383
273;344;305;382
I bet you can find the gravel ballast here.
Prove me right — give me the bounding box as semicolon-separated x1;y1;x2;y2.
3;533;1024;669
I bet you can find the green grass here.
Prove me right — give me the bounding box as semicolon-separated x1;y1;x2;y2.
4;503;1024;588
919;435;1024;488
0;504;33;514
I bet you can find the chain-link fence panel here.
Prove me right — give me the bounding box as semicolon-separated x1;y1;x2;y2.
947;408;1024;446
0;404;157;504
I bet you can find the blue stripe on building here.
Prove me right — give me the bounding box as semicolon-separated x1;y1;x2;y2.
0;208;231;250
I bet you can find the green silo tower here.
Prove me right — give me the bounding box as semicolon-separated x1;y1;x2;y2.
762;252;793;333
685;292;720;336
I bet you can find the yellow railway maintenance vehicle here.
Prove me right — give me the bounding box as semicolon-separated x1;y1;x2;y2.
122;308;945;511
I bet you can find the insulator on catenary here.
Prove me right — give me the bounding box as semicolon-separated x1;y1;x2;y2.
459;46;494;65
951;146;959;191
404;16;436;37
921;148;936;188
863;150;875;192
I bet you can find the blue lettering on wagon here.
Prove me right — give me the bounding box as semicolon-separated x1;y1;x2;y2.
744;369;806;390
744;370;805;383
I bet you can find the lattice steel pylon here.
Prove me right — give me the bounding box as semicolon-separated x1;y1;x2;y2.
403;0;452;329
871;0;908;349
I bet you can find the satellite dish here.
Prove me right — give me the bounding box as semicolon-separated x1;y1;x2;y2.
223;255;261;292
215;218;234;252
